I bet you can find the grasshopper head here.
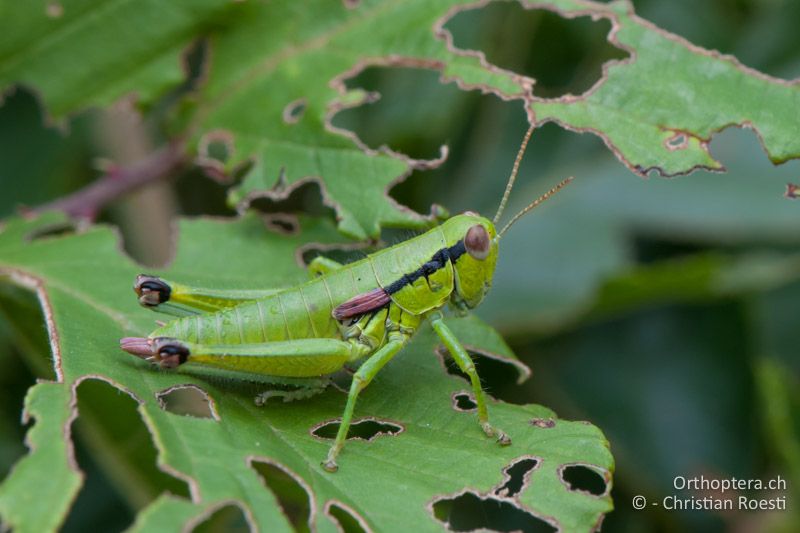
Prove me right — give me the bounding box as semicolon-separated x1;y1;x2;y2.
441;213;498;310
444;125;572;308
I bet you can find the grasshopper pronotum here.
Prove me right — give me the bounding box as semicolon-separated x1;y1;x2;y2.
121;126;571;472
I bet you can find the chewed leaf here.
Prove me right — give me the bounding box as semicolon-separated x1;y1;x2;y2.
1;2;798;238
524;3;800;175
0;214;613;531
0;383;81;533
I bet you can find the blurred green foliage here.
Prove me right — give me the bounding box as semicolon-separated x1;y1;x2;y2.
1;0;799;532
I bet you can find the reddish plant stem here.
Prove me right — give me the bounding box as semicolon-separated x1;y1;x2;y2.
33;141;187;221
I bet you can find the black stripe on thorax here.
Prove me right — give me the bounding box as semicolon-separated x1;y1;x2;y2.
385;240;466;295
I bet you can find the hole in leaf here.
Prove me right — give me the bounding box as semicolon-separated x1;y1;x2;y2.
300;246;369;271
0;283;57;381
0;337;36;483
561;465;608;496
174;166;239;218
250;459;312;532
249;179;337;222
666;132;688;150
156;385;218;420
326;501;369;533
452;391;477;412
495;458;539;498
0;284;61;480
199;131;233;166
192;503;252;533
182;38;210;94
444;2;629;97
158;38;209;106
439;348;525;404
64;379;191;532
196;130;238;185
332;66;473;161
630;0;790;78
283;98;307;124
432;491;555;533
262;213;300;235
0;87;97;220
206;140;230;163
311;417;403;441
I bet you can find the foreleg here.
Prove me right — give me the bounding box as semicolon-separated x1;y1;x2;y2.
430;313;510;445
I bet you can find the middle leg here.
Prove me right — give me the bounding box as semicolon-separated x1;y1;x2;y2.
322;334;409;472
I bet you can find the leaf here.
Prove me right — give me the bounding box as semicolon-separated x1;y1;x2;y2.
0;382;82;533
1;1;797;238
0;213;613;531
529;1;800;174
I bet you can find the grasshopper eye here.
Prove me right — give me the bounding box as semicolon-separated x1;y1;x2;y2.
464;225;490;261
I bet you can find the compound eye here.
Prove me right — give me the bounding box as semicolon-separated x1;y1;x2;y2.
464;225;490;261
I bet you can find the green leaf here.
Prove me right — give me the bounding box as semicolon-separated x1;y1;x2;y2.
1;1;797;238
0;213;613;531
530;2;800;174
0;382;82;533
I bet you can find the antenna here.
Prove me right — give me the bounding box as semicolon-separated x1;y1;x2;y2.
493;123;536;225
498;177;573;238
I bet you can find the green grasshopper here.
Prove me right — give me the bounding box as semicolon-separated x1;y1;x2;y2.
121;126;571;472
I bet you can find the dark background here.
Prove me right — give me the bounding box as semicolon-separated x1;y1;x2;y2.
1;1;798;531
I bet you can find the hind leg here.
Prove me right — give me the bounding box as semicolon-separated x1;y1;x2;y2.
133;274;281;316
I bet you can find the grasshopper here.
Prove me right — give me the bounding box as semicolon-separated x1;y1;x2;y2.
120;126;571;472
